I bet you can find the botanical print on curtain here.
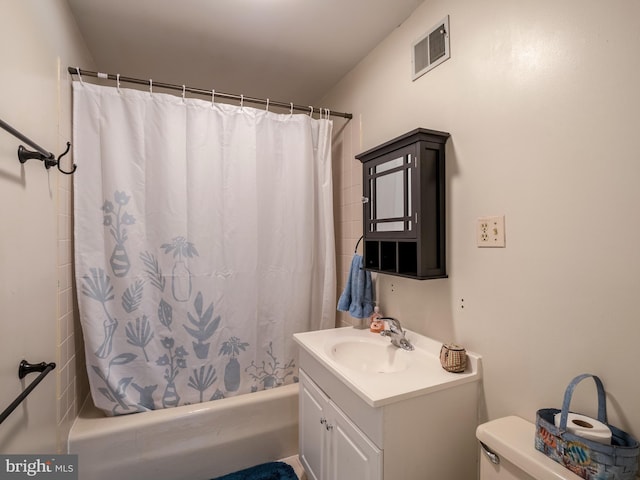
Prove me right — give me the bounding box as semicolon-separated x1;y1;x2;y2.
73;81;335;415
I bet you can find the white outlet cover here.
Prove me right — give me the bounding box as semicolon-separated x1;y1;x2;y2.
476;215;505;247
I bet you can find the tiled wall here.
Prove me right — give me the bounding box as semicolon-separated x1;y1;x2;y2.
56;163;87;451
332;119;367;328
55;68;90;452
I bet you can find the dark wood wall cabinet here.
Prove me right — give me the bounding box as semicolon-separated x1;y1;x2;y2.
356;128;450;280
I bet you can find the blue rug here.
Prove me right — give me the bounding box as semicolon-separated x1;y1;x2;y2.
211;461;297;480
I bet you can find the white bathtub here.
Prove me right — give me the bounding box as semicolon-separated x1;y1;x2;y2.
68;383;299;480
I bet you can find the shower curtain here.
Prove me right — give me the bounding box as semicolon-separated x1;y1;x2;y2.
72;81;335;416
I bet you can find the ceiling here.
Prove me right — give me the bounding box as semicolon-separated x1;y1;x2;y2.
66;0;425;108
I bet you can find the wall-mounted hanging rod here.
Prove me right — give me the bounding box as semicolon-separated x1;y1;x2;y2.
68;67;353;120
0;360;56;425
0;117;75;175
354;235;364;253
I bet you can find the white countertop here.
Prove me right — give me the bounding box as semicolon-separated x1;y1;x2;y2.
294;327;482;407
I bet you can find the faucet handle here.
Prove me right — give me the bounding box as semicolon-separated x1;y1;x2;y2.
380;317;403;334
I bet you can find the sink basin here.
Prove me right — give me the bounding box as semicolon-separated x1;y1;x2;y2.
328;340;409;373
294;327;482;407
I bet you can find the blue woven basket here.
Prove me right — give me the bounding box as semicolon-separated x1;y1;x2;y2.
535;374;639;480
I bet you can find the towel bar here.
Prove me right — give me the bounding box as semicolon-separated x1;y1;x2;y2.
0;360;56;425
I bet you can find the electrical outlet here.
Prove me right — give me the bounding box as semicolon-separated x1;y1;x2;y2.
476;215;505;247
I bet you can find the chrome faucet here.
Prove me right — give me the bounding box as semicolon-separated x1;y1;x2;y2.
379;317;414;351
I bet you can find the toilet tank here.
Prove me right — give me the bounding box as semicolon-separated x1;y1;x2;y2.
476;416;582;480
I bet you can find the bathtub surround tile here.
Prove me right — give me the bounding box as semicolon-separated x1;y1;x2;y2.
56;167;84;452
55;137;87;450
341;162;352;190
58;311;68;346
58;289;69;319
332;118;365;329
57;240;70;266
345;185;360;207
340;220;351;239
347;219;359;241
350;202;361;226
338;238;348;256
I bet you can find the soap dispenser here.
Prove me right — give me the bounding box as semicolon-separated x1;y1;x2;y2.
369;306;384;333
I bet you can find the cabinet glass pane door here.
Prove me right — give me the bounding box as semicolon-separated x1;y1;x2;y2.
374;170;404;231
368;151;414;235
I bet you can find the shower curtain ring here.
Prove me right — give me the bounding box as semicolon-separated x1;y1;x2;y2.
266;99;269;112
116;73;121;93
211;89;215;107
290;102;293;116
149;79;153;96
240;94;244;109
182;85;186;103
309;106;313;117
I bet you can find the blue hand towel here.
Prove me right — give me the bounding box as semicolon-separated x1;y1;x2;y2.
337;254;374;319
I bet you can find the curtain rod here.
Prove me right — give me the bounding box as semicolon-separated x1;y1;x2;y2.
68;68;352;120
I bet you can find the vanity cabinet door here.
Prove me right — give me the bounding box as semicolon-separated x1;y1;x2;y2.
328;400;382;480
300;369;382;480
299;370;330;480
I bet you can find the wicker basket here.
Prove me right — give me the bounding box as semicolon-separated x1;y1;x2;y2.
439;343;467;373
535;374;639;480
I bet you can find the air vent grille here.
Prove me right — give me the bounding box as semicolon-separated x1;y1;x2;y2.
412;15;450;81
414;37;429;74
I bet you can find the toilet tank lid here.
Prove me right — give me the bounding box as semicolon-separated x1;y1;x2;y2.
476;416;582;480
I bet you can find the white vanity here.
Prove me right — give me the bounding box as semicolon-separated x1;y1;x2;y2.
293;327;482;480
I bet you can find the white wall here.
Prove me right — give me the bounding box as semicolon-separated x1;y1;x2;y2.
0;1;92;453
326;0;640;444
